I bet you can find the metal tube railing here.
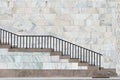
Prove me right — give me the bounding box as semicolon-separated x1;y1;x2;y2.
0;28;103;69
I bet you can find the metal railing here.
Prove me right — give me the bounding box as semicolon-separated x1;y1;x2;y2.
0;28;103;69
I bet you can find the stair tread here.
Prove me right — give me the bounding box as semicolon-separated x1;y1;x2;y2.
0;44;10;48
78;62;89;66
8;48;54;52
0;69;117;77
50;51;62;56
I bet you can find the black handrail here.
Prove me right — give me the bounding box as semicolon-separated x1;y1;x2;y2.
0;28;103;69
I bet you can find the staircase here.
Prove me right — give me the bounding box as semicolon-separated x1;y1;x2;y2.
0;28;118;78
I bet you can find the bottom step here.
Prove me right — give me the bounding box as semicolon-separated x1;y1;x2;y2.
0;69;117;77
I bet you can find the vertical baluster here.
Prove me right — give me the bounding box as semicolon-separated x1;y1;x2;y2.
41;36;43;48
11;33;12;48
17;35;18;48
59;39;60;51
3;30;4;44
34;36;35;48
40;36;41;48
85;49;86;62
64;41;66;55
36;36;39;48
91;51;93;65
14;34;15;47
33;36;35;48
8;32;9;44
29;36;31;48
83;48;84;62
72;44;74;58
80;47;82;62
66;42;69;55
46;36;47;48
43;36;44;48
44;36;45;48
6;31;7;44
70;43;71;58
96;54;98;67
99;54;101;70
88;50;90;65
50;36;51;48
56;38;57;51
53;37;54;50
0;29;1;44
20;36;21;48
74;45;76;58
78;47;79;59
62;40;63;56
94;52;96;66
38;36;40;48
35;36;37;48
47;36;48;48
26;36;27;48
23;36;24;48
86;49;88;62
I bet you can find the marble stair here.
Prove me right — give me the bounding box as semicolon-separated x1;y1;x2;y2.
0;44;118;78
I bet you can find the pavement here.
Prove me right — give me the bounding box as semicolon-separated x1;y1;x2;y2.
0;77;120;80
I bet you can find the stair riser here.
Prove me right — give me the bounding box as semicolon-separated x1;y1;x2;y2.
0;63;89;70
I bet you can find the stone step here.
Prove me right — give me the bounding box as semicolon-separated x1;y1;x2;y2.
50;51;62;56
0;69;117;77
69;59;79;63
0;44;10;48
59;56;70;59
92;69;118;78
8;48;54;52
78;62;89;66
0;63;86;69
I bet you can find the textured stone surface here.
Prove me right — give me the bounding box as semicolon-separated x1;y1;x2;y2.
0;0;119;75
0;48;88;69
0;69;117;77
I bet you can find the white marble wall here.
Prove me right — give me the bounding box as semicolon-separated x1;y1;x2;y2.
0;0;120;75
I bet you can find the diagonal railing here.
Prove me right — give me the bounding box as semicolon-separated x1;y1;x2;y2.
0;28;103;69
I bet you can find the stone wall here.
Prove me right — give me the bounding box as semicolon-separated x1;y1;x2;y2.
0;0;120;75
